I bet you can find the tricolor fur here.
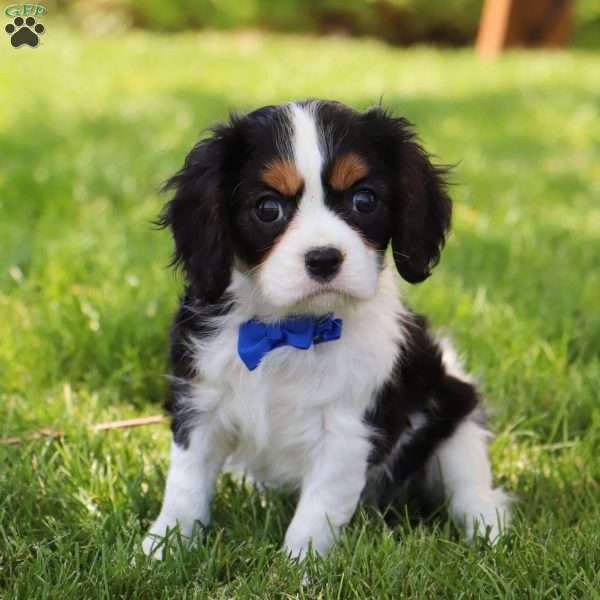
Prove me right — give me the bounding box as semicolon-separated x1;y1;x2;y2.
143;100;511;559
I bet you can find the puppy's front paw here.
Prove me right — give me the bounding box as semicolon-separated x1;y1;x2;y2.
453;487;513;544
142;532;166;560
142;517;201;560
283;525;334;560
142;518;176;560
283;539;311;562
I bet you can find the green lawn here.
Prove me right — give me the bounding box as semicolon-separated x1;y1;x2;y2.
1;26;599;598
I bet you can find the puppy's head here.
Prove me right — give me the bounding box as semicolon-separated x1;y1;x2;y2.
160;100;451;310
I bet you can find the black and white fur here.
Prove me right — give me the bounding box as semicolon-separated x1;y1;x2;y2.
143;100;511;559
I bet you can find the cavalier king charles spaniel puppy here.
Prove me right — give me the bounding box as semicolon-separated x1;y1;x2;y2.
142;100;511;559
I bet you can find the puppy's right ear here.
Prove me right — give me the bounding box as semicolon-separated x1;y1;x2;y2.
361;107;452;284
159;124;236;303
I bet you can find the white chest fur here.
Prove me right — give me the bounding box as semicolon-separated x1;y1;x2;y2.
184;266;405;489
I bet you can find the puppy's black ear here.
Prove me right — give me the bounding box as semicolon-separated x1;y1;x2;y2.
159;124;236;302
365;108;452;283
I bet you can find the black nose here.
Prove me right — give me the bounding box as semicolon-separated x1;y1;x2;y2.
304;247;343;282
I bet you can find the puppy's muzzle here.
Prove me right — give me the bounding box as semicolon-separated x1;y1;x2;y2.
304;247;343;282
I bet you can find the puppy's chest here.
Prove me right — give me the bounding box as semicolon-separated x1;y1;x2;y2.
191;308;400;484
195;310;398;409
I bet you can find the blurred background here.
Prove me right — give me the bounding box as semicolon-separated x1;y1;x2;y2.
51;0;600;48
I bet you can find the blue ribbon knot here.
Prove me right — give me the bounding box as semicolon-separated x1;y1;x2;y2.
238;314;343;371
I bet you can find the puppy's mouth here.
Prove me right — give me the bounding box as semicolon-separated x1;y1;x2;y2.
303;286;352;300
294;285;357;309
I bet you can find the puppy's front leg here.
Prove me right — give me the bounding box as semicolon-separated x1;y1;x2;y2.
283;411;371;559
142;419;231;558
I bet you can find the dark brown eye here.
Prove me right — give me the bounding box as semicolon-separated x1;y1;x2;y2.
352;190;377;214
255;198;283;223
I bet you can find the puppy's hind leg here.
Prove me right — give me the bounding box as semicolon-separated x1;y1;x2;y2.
424;414;512;543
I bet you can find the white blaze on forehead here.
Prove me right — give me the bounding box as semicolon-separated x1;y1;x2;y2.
289;103;324;203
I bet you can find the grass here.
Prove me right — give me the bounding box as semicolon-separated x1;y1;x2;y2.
1;25;599;598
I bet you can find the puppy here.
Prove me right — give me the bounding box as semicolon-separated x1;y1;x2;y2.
143;100;511;559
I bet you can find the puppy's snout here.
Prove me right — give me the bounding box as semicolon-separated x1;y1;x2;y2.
304;246;343;282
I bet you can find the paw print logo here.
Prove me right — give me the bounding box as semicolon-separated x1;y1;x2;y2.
5;16;45;48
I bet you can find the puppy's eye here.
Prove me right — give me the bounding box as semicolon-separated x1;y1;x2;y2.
352;190;377;214
255;197;283;223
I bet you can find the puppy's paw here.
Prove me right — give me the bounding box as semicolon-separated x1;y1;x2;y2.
452;487;513;544
283;539;311;562
141;532;166;560
142;517;202;560
142;519;177;560
283;526;333;560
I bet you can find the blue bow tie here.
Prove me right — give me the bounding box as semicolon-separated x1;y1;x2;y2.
238;314;343;370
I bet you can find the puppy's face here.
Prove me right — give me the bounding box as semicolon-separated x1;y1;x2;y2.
161;100;451;310
231;103;394;310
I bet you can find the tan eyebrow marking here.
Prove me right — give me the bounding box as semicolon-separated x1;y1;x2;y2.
329;153;369;191
261;158;303;196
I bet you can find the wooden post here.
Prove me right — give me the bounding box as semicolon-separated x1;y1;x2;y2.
476;0;573;58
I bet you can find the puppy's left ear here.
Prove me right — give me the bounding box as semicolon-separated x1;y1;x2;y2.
365;108;452;283
158;123;237;303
